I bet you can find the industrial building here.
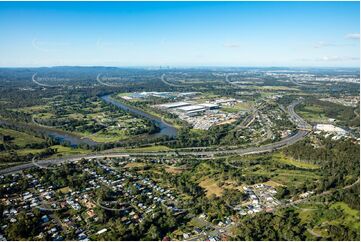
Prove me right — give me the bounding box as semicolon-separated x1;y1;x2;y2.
159;102;192;109
315;124;347;135
158;101;220;117
176;103;219;117
186;109;206;117
177;105;206;112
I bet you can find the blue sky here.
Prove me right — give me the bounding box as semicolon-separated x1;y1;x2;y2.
0;1;359;67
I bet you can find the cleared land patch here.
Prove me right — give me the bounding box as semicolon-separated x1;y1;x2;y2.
124;162;146;168
199;177;224;197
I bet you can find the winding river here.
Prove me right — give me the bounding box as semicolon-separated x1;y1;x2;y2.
100;94;177;138
0;120;98;147
1;95;177;147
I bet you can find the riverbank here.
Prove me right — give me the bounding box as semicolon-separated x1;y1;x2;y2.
100;94;178;138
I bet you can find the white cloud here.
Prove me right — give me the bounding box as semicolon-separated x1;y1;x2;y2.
298;56;359;62
345;33;360;40
320;56;359;61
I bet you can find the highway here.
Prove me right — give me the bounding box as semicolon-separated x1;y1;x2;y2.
0;99;310;175
96;73;122;87
32;73;61;88
160;74;187;87
287;99;312;130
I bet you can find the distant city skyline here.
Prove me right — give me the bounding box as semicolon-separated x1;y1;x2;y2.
0;1;359;67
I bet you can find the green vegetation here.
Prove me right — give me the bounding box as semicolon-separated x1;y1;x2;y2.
234;205;359;241
0;127;91;165
221;102;252;113
109;145;171;153
225;154;320;189
247;85;300;91
0;127;45;147
284;136;359;191
296;97;359;127
297;105;330;123
0;127;51;163
272;153;320;169
26;95;156;142
297;201;360;240
0;67;359;241
112;94;185;129
49;145;91;157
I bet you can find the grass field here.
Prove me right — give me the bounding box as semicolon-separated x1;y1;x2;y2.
222;102;252;113
124;162;146;168
57;186;72;194
84;130;129;142
273;153;320;169
0;128;45;147
165;165;187;174
49;145;91;157
297;105;330;123
0;127;91;162
199;177;224;197
271;170;319;186
1;145;91;160
262;180;284;187
222;180;244;191
226;153;320;187
16;148;47;156
14;105;49;113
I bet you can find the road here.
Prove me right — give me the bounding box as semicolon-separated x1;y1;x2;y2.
0;99;310;175
160;74;187;87
224;73;243;88
96;73;121;87
287;100;312;130
0;130;308;175
32;73;61;88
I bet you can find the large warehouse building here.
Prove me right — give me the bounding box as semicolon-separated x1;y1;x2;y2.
315;124;347;135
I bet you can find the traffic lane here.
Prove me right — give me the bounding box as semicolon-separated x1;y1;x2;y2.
0;131;308;175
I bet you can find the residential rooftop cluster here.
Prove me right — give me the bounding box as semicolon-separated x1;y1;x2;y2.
237;184;280;216
265;72;360;84
0;155;291;241
0;158;188;241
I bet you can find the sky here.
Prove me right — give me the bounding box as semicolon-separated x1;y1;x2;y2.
0;1;359;67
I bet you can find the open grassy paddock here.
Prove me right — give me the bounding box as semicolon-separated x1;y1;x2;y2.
0;127;45;147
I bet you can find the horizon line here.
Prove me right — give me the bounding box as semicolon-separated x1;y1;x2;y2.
0;65;360;69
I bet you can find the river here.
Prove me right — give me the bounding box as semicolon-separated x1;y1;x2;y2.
0;120;98;147
0;95;177;147
100;94;177;138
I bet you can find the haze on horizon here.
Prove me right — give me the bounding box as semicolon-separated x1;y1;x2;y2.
0;1;359;68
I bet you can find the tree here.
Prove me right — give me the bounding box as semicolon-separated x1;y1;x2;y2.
145;224;160;240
